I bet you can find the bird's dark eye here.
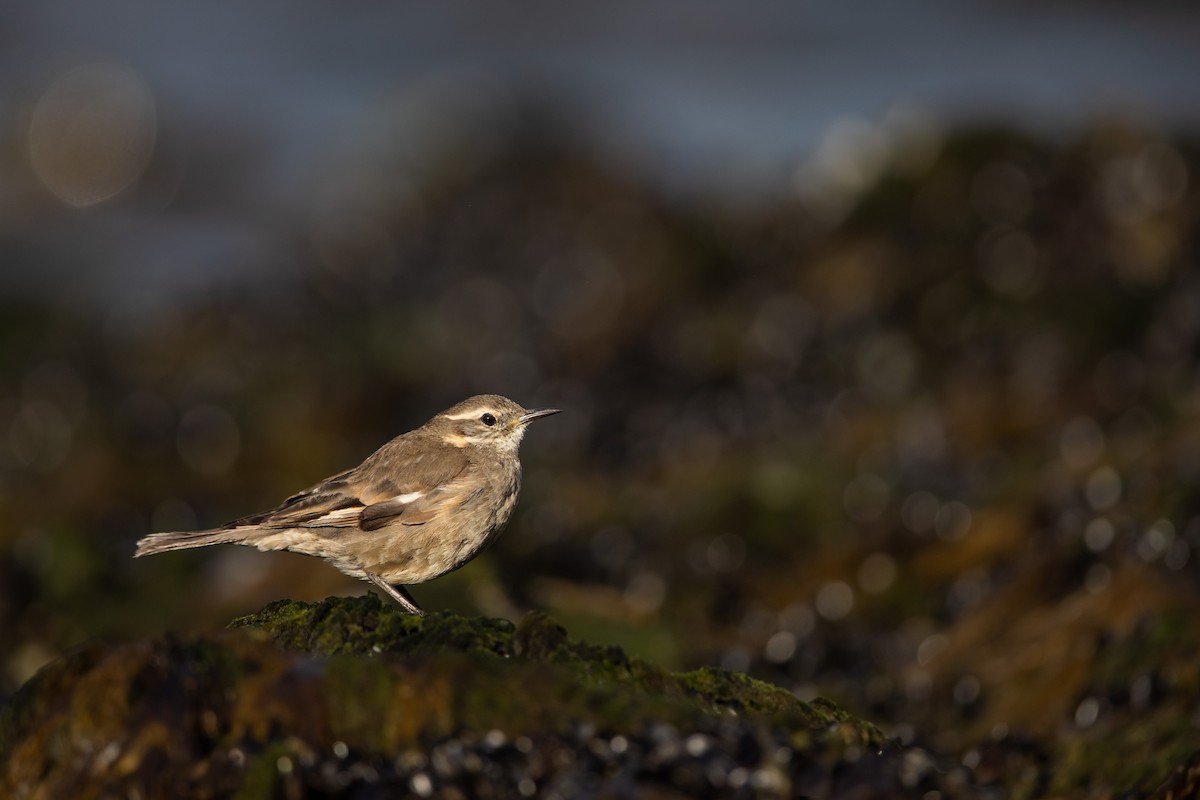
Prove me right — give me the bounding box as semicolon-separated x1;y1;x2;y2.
480;413;496;426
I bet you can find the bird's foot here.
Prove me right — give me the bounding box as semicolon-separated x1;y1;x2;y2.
365;573;425;615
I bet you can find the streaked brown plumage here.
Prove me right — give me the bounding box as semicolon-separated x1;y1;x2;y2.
134;394;560;614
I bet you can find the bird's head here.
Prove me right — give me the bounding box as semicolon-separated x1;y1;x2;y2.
433;394;560;451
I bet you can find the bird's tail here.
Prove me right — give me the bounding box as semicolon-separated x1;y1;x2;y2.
134;528;251;557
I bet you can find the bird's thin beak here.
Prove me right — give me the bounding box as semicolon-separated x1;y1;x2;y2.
519;408;562;425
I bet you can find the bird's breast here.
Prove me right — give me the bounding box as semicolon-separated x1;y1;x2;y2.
350;459;523;585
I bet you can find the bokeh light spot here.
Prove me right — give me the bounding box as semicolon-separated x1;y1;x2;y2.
28;62;157;207
815;581;854;621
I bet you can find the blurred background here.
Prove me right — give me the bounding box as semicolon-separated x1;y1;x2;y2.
3;0;1200;791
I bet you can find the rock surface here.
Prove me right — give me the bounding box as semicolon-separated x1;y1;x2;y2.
1;595;947;799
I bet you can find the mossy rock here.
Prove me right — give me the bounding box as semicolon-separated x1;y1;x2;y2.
1;595;911;798
229;595;876;738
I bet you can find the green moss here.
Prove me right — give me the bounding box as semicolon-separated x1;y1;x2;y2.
231;596;883;748
230;595;516;658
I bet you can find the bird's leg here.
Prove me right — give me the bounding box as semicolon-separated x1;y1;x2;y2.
365;572;425;615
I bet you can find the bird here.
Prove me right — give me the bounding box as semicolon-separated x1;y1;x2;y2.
134;394;560;614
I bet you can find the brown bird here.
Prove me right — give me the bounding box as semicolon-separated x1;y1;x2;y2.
134;394;560;614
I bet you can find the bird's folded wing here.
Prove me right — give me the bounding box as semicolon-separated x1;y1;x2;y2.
359;470;483;531
281;468;355;506
220;432;476;531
